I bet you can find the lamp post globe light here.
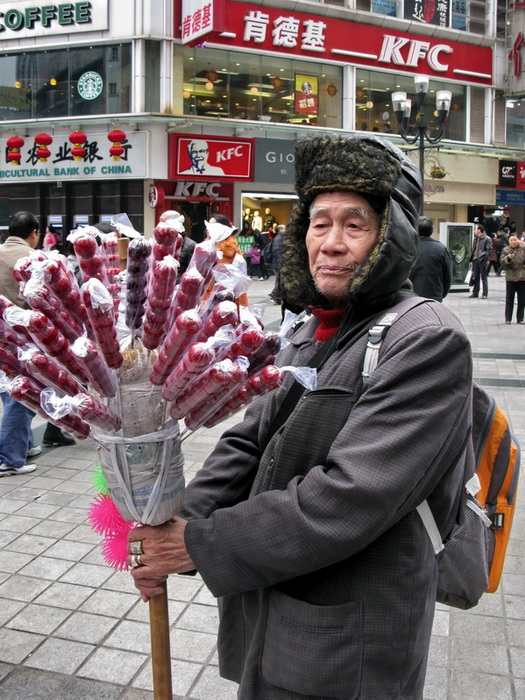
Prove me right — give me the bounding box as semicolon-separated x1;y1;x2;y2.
391;75;452;214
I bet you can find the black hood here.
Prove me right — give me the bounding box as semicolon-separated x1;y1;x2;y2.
280;133;421;315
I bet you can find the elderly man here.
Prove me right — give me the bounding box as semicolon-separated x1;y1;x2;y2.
129;135;472;699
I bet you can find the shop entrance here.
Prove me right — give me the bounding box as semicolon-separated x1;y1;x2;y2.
241;192;297;237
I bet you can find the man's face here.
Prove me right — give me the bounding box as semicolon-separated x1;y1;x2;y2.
476;227;484;237
509;236;519;248
188;141;209;166
306;191;379;307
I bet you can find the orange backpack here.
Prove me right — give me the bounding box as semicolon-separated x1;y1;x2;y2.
471;384;520;594
363;297;521;609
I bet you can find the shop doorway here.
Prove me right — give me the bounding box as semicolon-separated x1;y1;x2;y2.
241;193;298;236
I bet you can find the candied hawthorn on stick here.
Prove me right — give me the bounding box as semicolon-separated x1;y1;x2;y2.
71;337;118;398
162;341;216;403
142;256;178;351
149;309;202;386
81;278;123;369
125;238;152;331
9;375;90;440
26;310;90;384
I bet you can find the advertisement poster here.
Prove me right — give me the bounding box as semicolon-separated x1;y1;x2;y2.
404;0;450;27
440;222;473;284
294;74;318;115
169;134;254;181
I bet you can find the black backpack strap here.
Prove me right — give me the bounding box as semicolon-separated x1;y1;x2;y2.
266;330;339;443
267;296;430;444
362;297;431;388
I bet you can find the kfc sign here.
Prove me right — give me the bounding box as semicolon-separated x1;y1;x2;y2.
169;135;254;181
378;36;452;72
180;0;225;45
196;1;493;85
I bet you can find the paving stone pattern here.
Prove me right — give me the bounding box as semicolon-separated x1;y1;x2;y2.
0;276;524;699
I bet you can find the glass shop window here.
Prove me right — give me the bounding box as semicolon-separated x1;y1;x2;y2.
181;47;342;128
0;44;131;120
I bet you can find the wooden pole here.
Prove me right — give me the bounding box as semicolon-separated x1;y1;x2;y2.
149;582;172;699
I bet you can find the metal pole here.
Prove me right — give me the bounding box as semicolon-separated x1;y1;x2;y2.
419;126;425;216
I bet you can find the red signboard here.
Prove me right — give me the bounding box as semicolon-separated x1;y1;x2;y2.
178;0;225;46
517;162;525;190
169;134;254;181
182;0;493;86
498;160;525;190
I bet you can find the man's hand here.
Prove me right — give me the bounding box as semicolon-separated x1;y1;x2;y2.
128;516;195;601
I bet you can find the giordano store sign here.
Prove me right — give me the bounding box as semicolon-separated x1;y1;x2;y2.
0;0;108;39
0;131;148;182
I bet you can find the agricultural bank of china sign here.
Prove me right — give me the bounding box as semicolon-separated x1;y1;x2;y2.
0;132;148;183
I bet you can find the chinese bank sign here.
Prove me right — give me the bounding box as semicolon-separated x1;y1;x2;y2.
0;0;107;39
1;132;147;183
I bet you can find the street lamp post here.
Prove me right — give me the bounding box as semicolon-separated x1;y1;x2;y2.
391;75;452;214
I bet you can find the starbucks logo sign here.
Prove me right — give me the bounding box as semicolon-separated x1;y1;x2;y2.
78;71;103;100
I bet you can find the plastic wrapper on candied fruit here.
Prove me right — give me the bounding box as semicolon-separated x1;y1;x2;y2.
40;387;122;432
0;371;90;440
71;336;118;398
124;237;152;332
19;345;84;397
5;306;90;385
152;215;184;262
81;278;123;369
149;308;202;386
201;364;317;429
142;255;179;351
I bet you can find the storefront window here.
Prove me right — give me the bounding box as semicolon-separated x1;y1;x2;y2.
506;99;525;149
355;69;466;141
0;44;131;120
181;47;342;128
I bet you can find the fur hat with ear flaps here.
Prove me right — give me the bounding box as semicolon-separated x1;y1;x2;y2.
280;133;422;312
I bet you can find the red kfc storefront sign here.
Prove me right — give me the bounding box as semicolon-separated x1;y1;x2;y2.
179;0;225;46
168;134;254;181
178;0;493;86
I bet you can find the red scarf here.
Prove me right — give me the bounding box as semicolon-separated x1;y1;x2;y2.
311;308;346;342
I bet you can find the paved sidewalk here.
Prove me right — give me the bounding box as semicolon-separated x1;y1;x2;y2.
0;275;524;700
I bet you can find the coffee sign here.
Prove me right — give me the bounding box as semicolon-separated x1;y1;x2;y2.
0;0;107;38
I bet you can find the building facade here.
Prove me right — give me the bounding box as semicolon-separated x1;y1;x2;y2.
0;0;523;243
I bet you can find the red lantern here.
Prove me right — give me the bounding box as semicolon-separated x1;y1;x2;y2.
107;129;126;161
6;135;24;165
68;131;87;161
34;133;53;162
109;145;124;159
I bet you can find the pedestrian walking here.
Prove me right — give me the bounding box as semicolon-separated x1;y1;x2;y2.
469;223;492;298
500;235;525;324
409;215;452;301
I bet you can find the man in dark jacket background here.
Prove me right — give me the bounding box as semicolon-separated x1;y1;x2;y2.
409;215;452;301
469;223;492;298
